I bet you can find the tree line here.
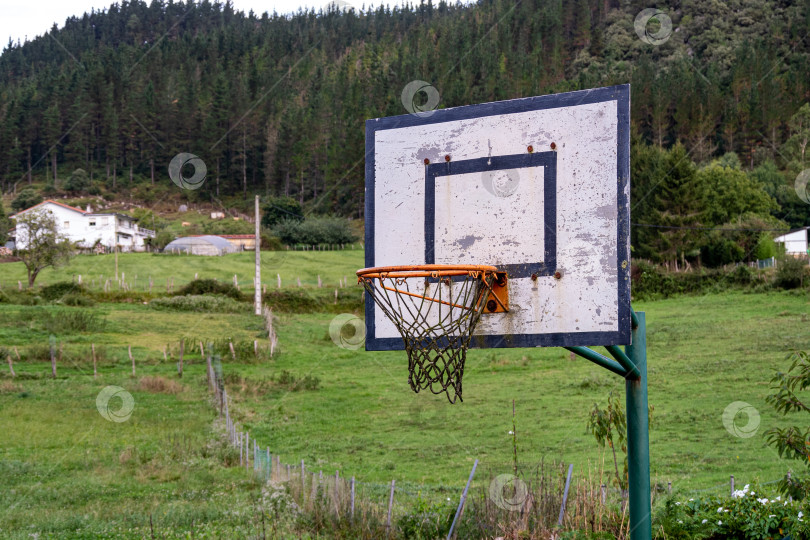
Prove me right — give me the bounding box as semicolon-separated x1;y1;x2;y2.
0;0;808;262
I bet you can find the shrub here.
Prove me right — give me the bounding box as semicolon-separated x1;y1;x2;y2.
175;278;243;300
260;233;283;250
40;281;86;301
60;292;95;307
11;188;42;212
149;294;246;313
43;310;106;333
261;196;303;228
138;376;184;394
654;487;809;539
774;256;808;289
0;289;40;305
397;495;455;540
274;370;320;391
273;216;357;245
64;168;90;192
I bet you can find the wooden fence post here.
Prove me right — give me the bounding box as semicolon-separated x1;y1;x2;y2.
350;477;355;521
300;460;306;501
178;340;184;378
129;345;135;376
334;471;340;516
229;342;236;360
50;337;57;378
7;355;15;377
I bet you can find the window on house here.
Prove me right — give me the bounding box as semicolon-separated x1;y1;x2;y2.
63;221;70;228
89;221;96;227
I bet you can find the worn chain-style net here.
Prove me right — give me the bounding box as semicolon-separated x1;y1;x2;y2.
359;268;496;403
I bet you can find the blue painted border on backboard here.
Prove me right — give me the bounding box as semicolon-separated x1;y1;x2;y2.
364;84;631;352
425;152;557;279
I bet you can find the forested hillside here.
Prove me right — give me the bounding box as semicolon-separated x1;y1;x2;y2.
0;0;808;264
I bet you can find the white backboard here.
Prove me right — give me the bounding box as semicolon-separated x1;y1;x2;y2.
364;85;631;350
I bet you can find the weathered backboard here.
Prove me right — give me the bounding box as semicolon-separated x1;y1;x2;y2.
364;84;631;350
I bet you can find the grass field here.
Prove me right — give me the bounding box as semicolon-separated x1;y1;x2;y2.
1;250;809;537
0;250;363;291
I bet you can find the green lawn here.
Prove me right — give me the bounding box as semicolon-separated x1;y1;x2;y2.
0;250;364;291
234;290;810;493
1;286;808;537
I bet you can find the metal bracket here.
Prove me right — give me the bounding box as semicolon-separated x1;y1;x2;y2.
483;271;509;314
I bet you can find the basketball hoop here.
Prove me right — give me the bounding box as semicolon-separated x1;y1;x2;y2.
357;265;507;403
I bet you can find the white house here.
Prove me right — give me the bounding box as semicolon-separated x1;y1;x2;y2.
11;200;155;252
774;227;809;257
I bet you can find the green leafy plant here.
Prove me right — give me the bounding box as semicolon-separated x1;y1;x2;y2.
588;392;627;490
149;294;246;313
766;351;810;501
588;392;653;491
175;278;243;300
11;188;43;213
655;486;809;540
774;257;808;289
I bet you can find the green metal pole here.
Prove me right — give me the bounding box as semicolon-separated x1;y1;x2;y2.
625;311;651;540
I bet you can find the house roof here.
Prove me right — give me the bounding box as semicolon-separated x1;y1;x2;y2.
12;199;87;218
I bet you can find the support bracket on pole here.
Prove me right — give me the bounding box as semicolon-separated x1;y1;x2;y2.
606;345;641;380
564;346;627;378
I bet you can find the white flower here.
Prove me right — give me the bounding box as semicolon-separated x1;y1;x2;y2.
675;502;681;505
769;515;776;518
775;496;781;501
702;519;708;524
689;498;695;501
677;520;683;524
718;507;724;513
508;431;514;435
718;520;722;525
757;497;769;505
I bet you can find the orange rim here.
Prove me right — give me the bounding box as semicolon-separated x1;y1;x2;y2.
356;264;499;280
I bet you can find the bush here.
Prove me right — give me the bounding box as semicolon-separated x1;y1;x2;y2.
261;196;303;228
0;289;40;305
274;370;320;391
60;292;95;307
11;188;43;212
273;216;358;245
397;495;455;539
655;486;809;539
263;289;363;313
700;236;745;267
175;278;243;300
40;281;86;301
261;233;283;250
774;256;808;289
149;294;246;313
64;168;90;192
44;310;106;333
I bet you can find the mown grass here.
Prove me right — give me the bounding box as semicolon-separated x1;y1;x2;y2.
0;250;363;292
1;287;809;537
